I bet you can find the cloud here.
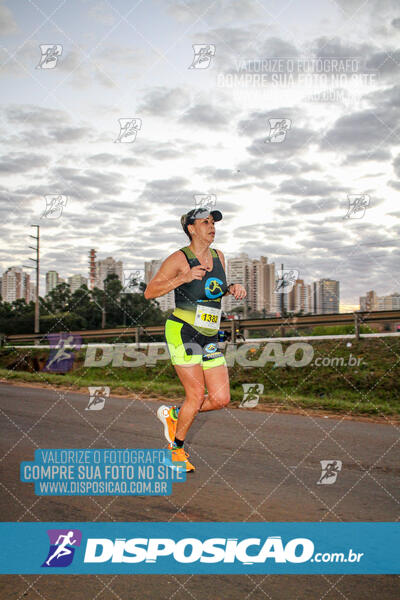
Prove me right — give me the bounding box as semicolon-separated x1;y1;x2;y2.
1;6;399;304
239;160;298;178
87;153;144;168
278;178;346;197
34;45;152;90
137;176;191;208
2;105;93;149
197;167;243;181
231;223;297;239
179;102;233;129
0;153;48;174
133;138;199;161
246;128;317;159
310;36;374;59
137;87;191;116
208;158;322;186
87;1;117;25
364;85;400;109
238;108;301;137
0;41;150;89
320;109;400;152
388;180;400;190
287;199;336;215
344;149;392;163
197;160;313;182
392;153;400;177
48;125;92;143
334;0;399;14
162;0;265;25
238;109;317;160
5;104;69;127
52;166;126;196
0;1;18;35
366;49;400;77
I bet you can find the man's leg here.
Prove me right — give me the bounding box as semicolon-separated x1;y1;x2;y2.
174;363;230;440
173;363;205;441
202;363;230;410
164;362;230;473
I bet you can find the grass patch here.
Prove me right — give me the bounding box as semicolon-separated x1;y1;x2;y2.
1;337;399;417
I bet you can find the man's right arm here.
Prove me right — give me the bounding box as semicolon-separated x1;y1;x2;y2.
144;252;188;300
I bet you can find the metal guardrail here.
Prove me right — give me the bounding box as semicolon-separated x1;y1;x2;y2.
2;310;399;346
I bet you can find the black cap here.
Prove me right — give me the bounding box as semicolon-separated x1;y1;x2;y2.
183;207;222;225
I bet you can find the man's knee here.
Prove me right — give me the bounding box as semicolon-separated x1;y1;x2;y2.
210;390;230;409
185;388;205;411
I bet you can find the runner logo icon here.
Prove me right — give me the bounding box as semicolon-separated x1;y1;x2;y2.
204;343;217;353
42;333;82;373
205;277;223;299
317;460;342;485
42;529;82;567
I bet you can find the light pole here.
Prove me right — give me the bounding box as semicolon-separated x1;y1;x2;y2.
23;225;40;335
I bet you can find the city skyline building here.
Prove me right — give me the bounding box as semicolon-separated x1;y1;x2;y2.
88;249;96;291
45;270;60;296
313;279;340;314
249;256;276;314
288;279;313;314
67;274;88;293
144;259;175;312
223;253;276;315
0;266;31;303
94;256;123;290
223;253;250;313
29;285;36;303
360;291;400;311
0;253;370;316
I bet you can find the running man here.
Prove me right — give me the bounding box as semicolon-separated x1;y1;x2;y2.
45;334;75;369
45;531;77;565
144;207;246;471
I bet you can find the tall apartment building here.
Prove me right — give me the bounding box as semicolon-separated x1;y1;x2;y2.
248;256;276;313
223;253;276;315
313;279;340;314
274;269;294;314
390;293;400;310
68;274;88;293
223;253;250;313
360;291;400;311
144;259;175;312
95;256;123;290
46;270;60;295
359;290;377;311
1;267;31;303
287;279;313;313
29;285;36;303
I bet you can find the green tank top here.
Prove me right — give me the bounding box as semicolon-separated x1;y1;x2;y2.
173;246;228;336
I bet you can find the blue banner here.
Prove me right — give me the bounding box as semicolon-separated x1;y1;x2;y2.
20;449;186;496
0;522;398;574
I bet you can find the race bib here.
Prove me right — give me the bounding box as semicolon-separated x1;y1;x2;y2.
194;305;221;330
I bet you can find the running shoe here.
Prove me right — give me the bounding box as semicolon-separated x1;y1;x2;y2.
165;443;195;472
157;405;179;444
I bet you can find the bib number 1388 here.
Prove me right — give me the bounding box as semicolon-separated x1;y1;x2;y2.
194;305;221;329
201;313;218;323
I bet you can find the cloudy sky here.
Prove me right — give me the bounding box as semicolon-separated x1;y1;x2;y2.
1;0;399;311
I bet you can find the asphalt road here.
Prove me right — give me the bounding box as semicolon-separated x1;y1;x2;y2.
0;381;399;599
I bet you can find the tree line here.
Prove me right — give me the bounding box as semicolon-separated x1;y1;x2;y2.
0;274;167;335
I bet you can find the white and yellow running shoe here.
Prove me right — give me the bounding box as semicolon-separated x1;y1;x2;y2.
157;405;179;444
